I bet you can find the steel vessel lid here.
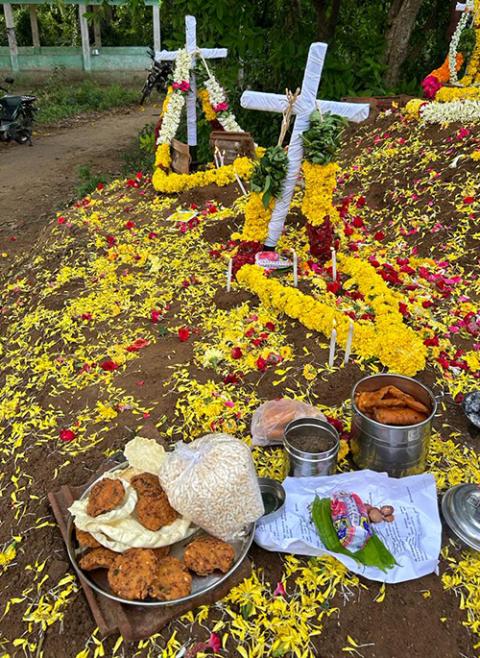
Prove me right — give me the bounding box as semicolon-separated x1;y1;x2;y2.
441;484;480;551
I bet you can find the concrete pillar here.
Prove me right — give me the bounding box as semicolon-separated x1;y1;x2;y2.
29;5;40;48
3;3;19;72
78;3;91;71
152;2;161;51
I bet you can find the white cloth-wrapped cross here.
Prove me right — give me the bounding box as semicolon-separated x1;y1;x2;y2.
155;15;227;147
241;42;369;247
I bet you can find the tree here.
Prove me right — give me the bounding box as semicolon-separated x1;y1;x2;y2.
310;0;343;42
383;0;426;87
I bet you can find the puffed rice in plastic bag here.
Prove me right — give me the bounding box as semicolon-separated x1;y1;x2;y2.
158;433;265;541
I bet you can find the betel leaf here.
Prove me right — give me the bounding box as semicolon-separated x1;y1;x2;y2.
302;112;347;165
250;146;289;208
311;497;397;572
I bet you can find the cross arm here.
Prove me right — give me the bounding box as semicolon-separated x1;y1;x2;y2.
155;47;228;63
317;100;369;123
241;90;369;123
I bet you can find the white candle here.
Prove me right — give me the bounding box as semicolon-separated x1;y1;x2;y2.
291;249;298;287
331;247;337;281
220;149;226;167
328;323;337;367
234;173;247;196
226;258;233;292
344;319;354;365
214;146;221;168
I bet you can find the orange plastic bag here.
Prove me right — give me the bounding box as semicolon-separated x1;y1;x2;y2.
251;398;326;447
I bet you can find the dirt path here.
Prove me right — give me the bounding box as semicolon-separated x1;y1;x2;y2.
0;105;158;263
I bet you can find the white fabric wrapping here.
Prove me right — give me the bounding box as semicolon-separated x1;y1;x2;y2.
241;91;369;123
155;48;228;61
241;42;370;246
155;16;228;147
317;100;369;122
266;42;326;246
186;15;198;147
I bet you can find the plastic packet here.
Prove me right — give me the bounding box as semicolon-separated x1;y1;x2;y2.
251;398;326;446
331;491;373;552
159;433;264;541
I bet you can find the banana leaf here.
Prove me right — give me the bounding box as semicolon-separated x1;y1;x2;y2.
311;497;398;572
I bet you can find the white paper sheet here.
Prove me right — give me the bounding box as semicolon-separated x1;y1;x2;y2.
254;470;442;583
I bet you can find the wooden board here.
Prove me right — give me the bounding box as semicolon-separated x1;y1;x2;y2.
210;131;255;165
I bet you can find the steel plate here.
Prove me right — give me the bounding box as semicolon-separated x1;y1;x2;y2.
66;463;255;606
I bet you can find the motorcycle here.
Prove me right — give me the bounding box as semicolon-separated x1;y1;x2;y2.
140;47;172;105
0;77;38;145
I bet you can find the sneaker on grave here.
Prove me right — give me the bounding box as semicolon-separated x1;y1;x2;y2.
255;251;292;270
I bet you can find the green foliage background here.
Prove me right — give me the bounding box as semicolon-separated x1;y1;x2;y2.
1;0;454;144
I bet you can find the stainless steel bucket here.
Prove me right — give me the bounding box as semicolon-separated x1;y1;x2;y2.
284;418;339;477
350;374;437;478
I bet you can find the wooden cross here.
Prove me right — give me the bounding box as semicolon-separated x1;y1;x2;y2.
155;15;228;147
240;42;370;247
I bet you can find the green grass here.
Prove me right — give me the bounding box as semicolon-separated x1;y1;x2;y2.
35;71;139;125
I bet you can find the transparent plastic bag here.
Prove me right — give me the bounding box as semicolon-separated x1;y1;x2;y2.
251;398;326;447
158;433;264;541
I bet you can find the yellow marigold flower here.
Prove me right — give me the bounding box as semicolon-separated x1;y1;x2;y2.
236;259;427;376
404;98;425;119
435;86;480;102
241;192;273;243
471;150;480;161
155;143;171;169
152;157;254;194
301;162;340;227
95;402;118;422
197;88;217;122
303;363;317;381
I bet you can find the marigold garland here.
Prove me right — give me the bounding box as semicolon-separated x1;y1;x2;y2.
241;192;274;243
236;260;427;376
152;154;254;194
301;161;340;227
435;86;480;102
154;143;171;170
197;88;217;122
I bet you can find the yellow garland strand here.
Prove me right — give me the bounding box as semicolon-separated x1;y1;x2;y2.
152;153;254;194
301;161;340;227
236;258;426;375
197;88;217;122
241;192;274;242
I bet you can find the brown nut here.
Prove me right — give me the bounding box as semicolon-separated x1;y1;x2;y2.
380;505;394;517
364;504;373;512
384;514;395;523
368;508;384;524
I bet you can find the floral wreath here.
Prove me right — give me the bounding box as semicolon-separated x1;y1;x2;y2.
152;47;250;193
448;0;474;86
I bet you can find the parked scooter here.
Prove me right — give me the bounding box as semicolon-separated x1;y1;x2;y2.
140;48;171;105
0;77;38;145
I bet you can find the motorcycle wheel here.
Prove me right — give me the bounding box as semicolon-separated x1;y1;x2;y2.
140;80;153;105
14;129;31;145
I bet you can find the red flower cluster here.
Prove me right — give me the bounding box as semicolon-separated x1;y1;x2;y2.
306;219;333;263
231;241;263;275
